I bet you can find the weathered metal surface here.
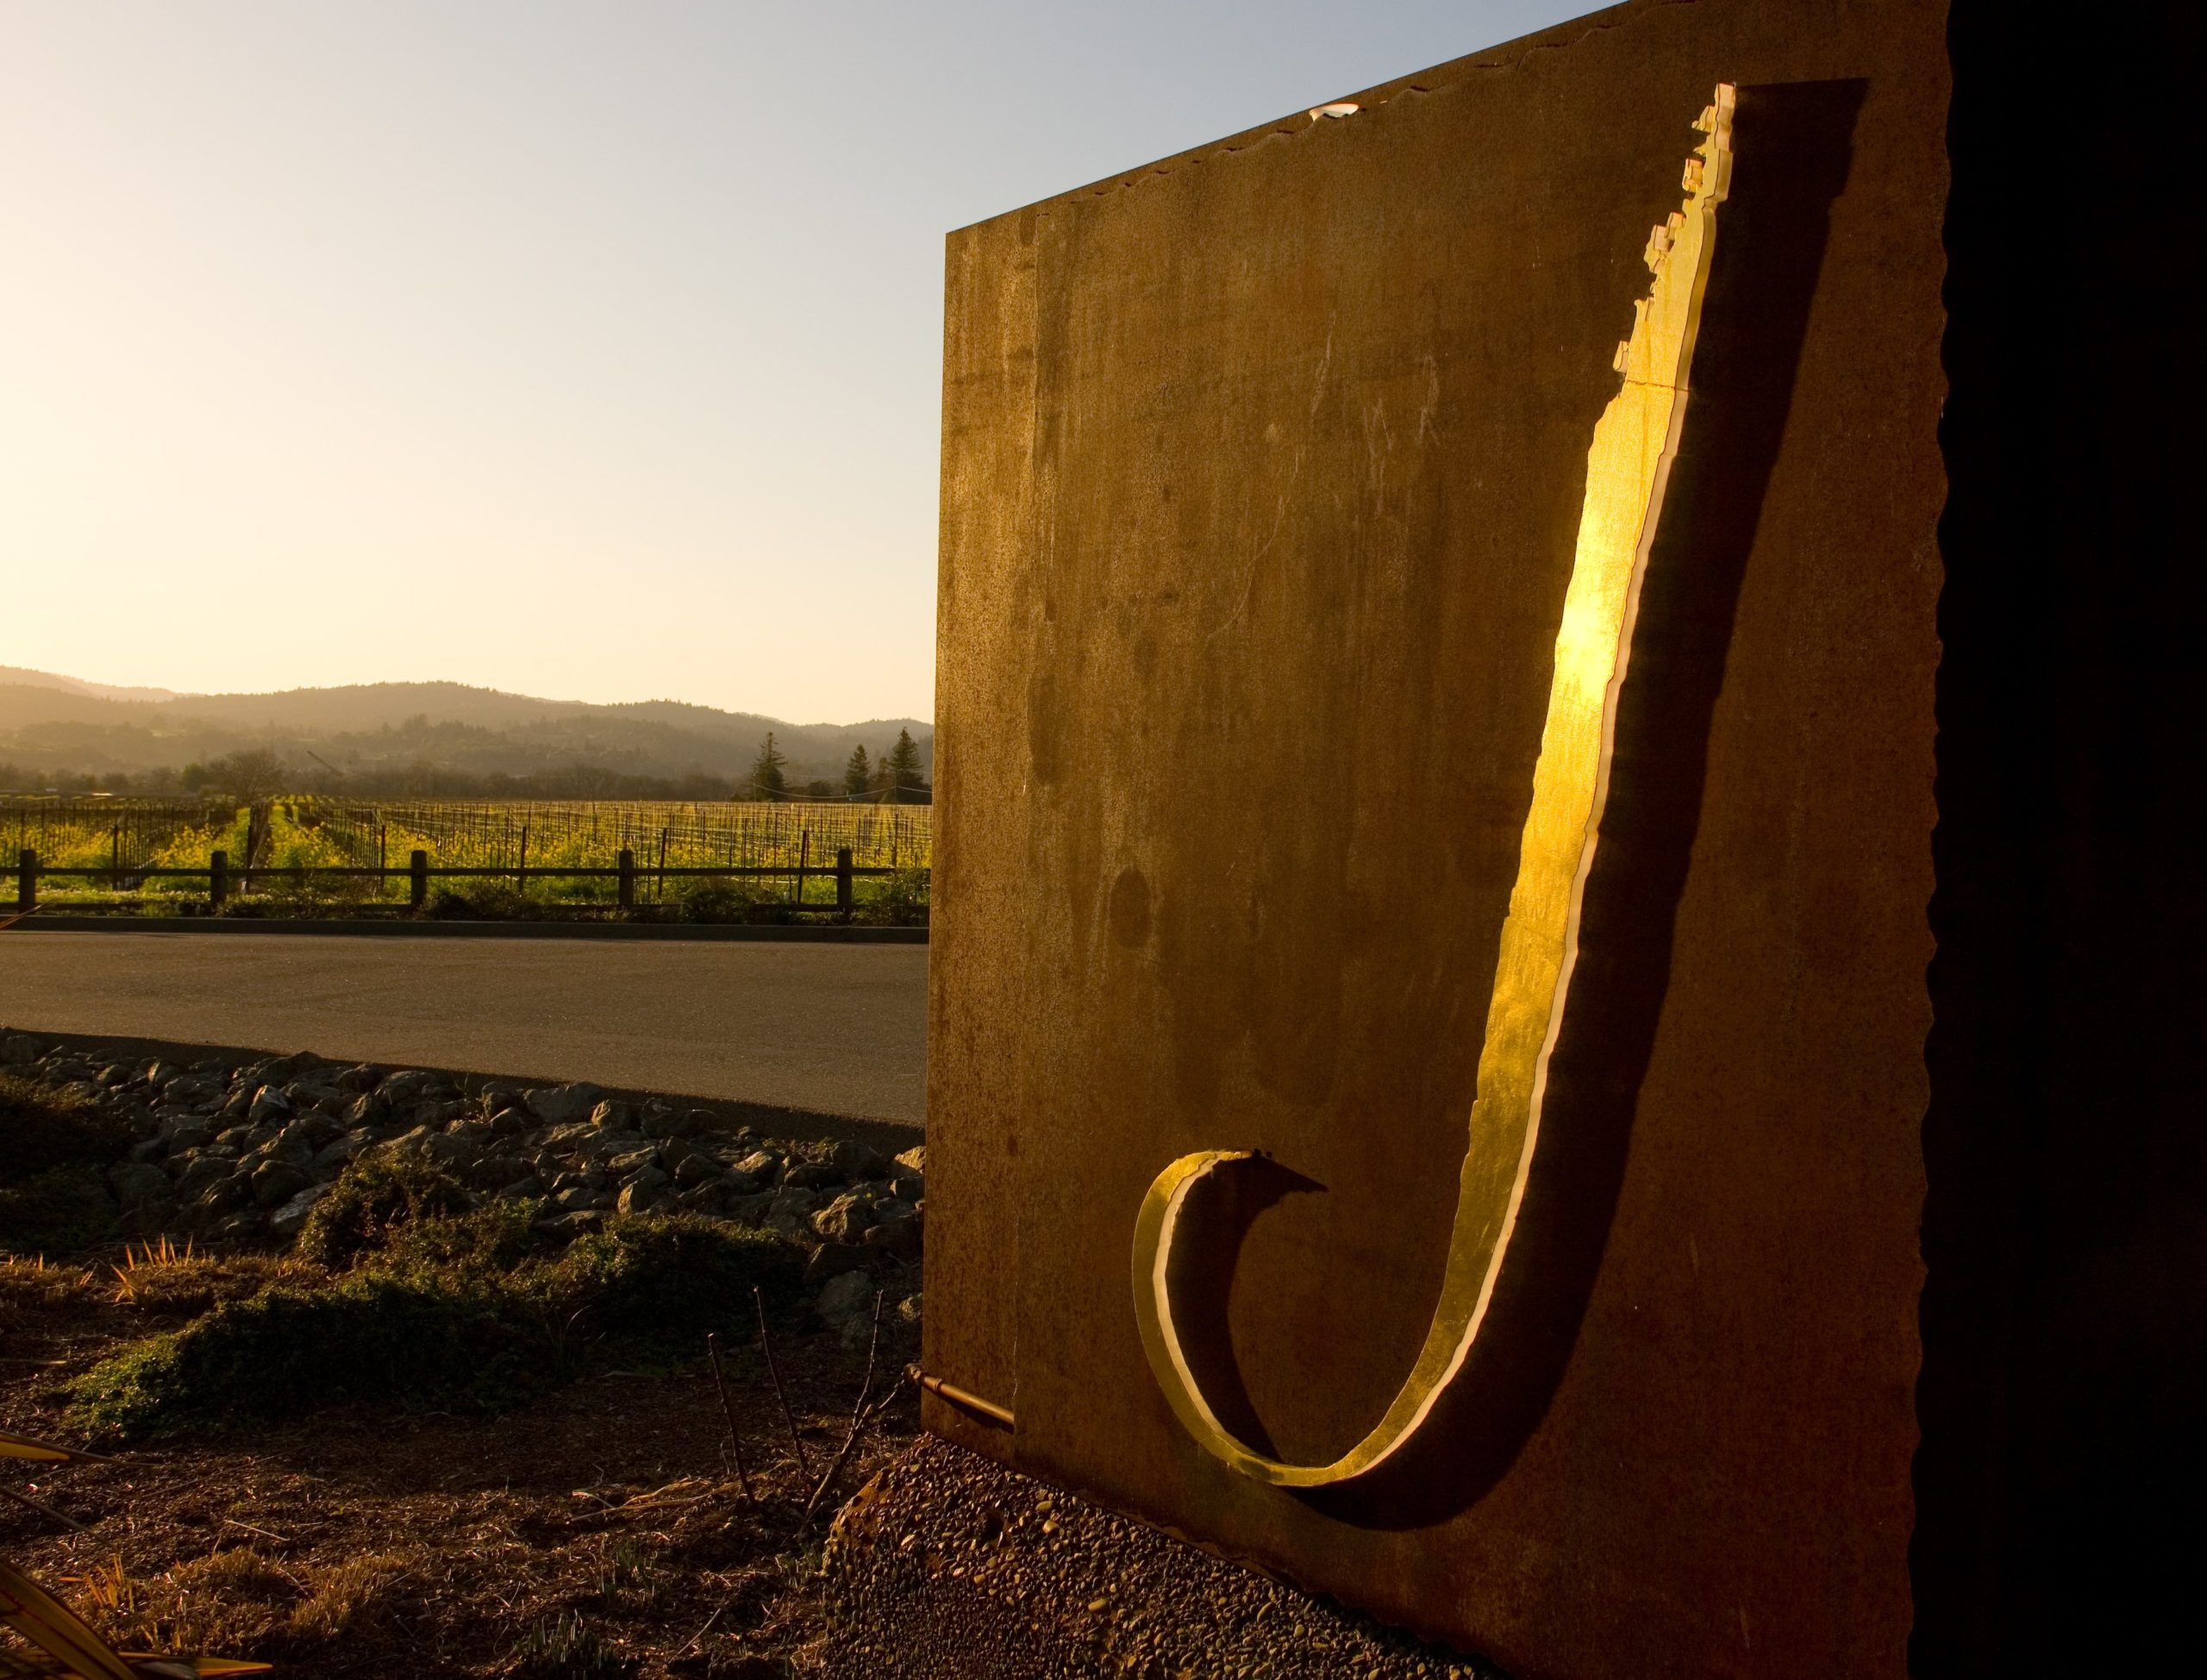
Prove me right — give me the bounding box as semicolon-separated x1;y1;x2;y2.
928;1;1948;1674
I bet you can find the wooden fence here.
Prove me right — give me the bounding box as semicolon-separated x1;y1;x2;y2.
11;844;916;918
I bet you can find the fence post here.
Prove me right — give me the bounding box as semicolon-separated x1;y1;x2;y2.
836;847;853;917
618;847;635;910
516;824;529;891
209;849;228;909
793;829;809;904
111;823;122;890
16;848;32;911
410;849;429;911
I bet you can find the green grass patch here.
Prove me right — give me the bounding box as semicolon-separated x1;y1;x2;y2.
296;1146;475;1270
509;1611;635;1679
67;1210;807;1441
0;1073;128;1254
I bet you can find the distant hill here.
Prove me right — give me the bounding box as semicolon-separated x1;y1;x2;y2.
0;665;180;704
0;670;931;792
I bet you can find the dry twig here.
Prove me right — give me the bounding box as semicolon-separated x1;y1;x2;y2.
704;1333;757;1507
753;1285;811;1480
804;1290;885;1522
0;1481;87;1533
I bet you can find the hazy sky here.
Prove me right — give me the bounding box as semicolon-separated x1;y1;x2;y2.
3;2;1589;723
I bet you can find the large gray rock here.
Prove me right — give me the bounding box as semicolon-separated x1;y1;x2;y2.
725;1190;778;1227
107;1161;173;1209
813;1192;879;1246
378;1069;441;1104
463;1152;528;1191
832;1140;893;1181
251;1160;311;1208
733;1150;782;1183
313;1135;362;1171
192;1177;253;1221
530;1209;601;1241
422;1132;482;1173
670;1149;728;1189
285;1113;345;1149
864;1211;923;1260
637;1102;689;1140
344;1092;391;1128
253;1052;319;1084
269;1182;334;1238
768;1185;819;1219
172;1153;234;1197
815;1268;880;1345
260;1135;316;1171
527;1083;606;1125
816;1267;877;1321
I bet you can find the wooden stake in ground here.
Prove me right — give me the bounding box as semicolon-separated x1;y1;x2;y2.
805;1290;885;1522
704;1333;757;1507
753;1286;811;1480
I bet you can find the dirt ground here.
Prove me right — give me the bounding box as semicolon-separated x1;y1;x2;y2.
2;1254;915;1677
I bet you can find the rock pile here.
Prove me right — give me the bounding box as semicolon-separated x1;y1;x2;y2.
0;1029;922;1336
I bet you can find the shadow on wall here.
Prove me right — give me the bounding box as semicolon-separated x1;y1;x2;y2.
1160;76;1869;1531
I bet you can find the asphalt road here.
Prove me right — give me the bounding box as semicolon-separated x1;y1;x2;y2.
0;932;928;1127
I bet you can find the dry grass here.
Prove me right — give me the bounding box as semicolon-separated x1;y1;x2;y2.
0;1253;100;1335
109;1243;319;1315
2;1250;916;1676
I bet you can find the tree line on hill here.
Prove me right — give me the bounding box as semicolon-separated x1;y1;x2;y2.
745;728;928;803
0;672;932;796
0;728;934;805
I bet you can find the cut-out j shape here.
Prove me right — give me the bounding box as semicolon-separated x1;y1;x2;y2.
1130;85;1738;1489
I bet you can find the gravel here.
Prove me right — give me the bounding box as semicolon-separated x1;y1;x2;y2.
821;1438;1506;1678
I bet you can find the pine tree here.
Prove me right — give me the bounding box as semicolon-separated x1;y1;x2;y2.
747;732;789;801
843;744;872;798
885;728;925;803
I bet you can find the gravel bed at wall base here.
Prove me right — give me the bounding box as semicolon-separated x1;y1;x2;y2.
821;1438;1506;1678
0;1026;921;1339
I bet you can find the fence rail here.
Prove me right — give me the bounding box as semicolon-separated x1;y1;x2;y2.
12;845;920;918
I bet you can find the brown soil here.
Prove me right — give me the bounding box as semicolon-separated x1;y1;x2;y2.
1;1254;916;1677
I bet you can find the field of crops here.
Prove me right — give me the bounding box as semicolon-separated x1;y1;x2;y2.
313;797;930;873
3;796;242;878
3;796;930;912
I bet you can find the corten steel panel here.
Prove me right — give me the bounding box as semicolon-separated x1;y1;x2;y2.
928;1;1948;1675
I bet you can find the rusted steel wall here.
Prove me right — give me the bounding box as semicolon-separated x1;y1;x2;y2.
929;2;1949;1675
